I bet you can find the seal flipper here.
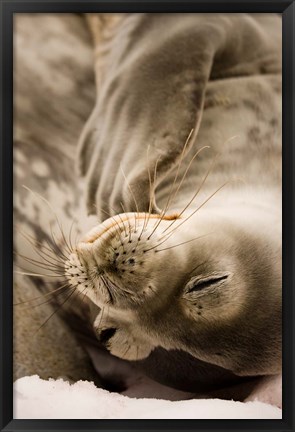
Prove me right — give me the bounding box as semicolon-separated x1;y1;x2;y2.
78;14;281;220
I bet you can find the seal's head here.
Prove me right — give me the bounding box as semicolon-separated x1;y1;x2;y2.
65;209;281;382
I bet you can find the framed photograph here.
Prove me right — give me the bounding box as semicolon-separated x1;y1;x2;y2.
1;0;294;431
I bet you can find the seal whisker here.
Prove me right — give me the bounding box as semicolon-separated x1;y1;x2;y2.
96;206;127;250
146;144;154;228
100;202;129;237
142;144;153;233
16;229;67;267
21;186;74;256
142;231;175;253
16;284;74;310
15;248;66;271
94;206;123;252
109;219;126;251
54;226;73;257
14;253;66;274
116;212;128;238
49;222;71;260
155;233;212;252
68;220;77;254
104;274;134;296
13;251;64;273
100;275;115;304
15;261;65;276
143;224;194;253
120;165;139;232
29;239;67;269
165;179;240;237
100;208;127;250
15;226;66;262
120;202;133;242
13;282;72;306
67;286;88;310
14;270;65;278
145;151;162;233
73;220;81;251
15;255;64;275
59;225;74;256
148;129;194;238
102;276;121;300
162;152;220;235
167;145;210;212
101;206;125;240
169;135;238;222
34;285;78;335
161;128;194;214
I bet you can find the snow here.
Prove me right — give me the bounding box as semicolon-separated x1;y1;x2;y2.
14;376;282;419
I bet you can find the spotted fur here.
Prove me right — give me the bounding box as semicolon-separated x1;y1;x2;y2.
14;13;281;403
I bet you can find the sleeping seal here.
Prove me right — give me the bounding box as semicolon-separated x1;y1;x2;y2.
14;13;281;401
65;13;281;394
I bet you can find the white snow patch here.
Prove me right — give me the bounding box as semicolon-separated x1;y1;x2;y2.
14;376;282;419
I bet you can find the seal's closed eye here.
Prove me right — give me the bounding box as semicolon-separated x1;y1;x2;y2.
186;272;231;293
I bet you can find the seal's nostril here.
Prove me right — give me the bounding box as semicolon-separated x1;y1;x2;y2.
100;327;116;344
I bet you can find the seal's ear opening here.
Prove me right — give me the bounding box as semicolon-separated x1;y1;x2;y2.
185;271;232;293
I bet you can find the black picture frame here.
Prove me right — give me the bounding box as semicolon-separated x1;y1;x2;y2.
0;1;294;431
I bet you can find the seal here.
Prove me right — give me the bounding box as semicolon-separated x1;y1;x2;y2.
65;183;281;391
14;13;281;400
63;13;282;395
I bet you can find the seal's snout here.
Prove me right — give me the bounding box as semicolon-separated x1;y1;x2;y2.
64;252;90;290
70;211;182;280
64;211;184;308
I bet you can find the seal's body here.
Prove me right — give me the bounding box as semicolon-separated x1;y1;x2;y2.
69;14;281;393
14;13;281;401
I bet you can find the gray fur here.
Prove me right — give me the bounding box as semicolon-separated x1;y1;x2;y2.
74;13;281;395
14;14;98;382
78;14;281;219
14;13;281;403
